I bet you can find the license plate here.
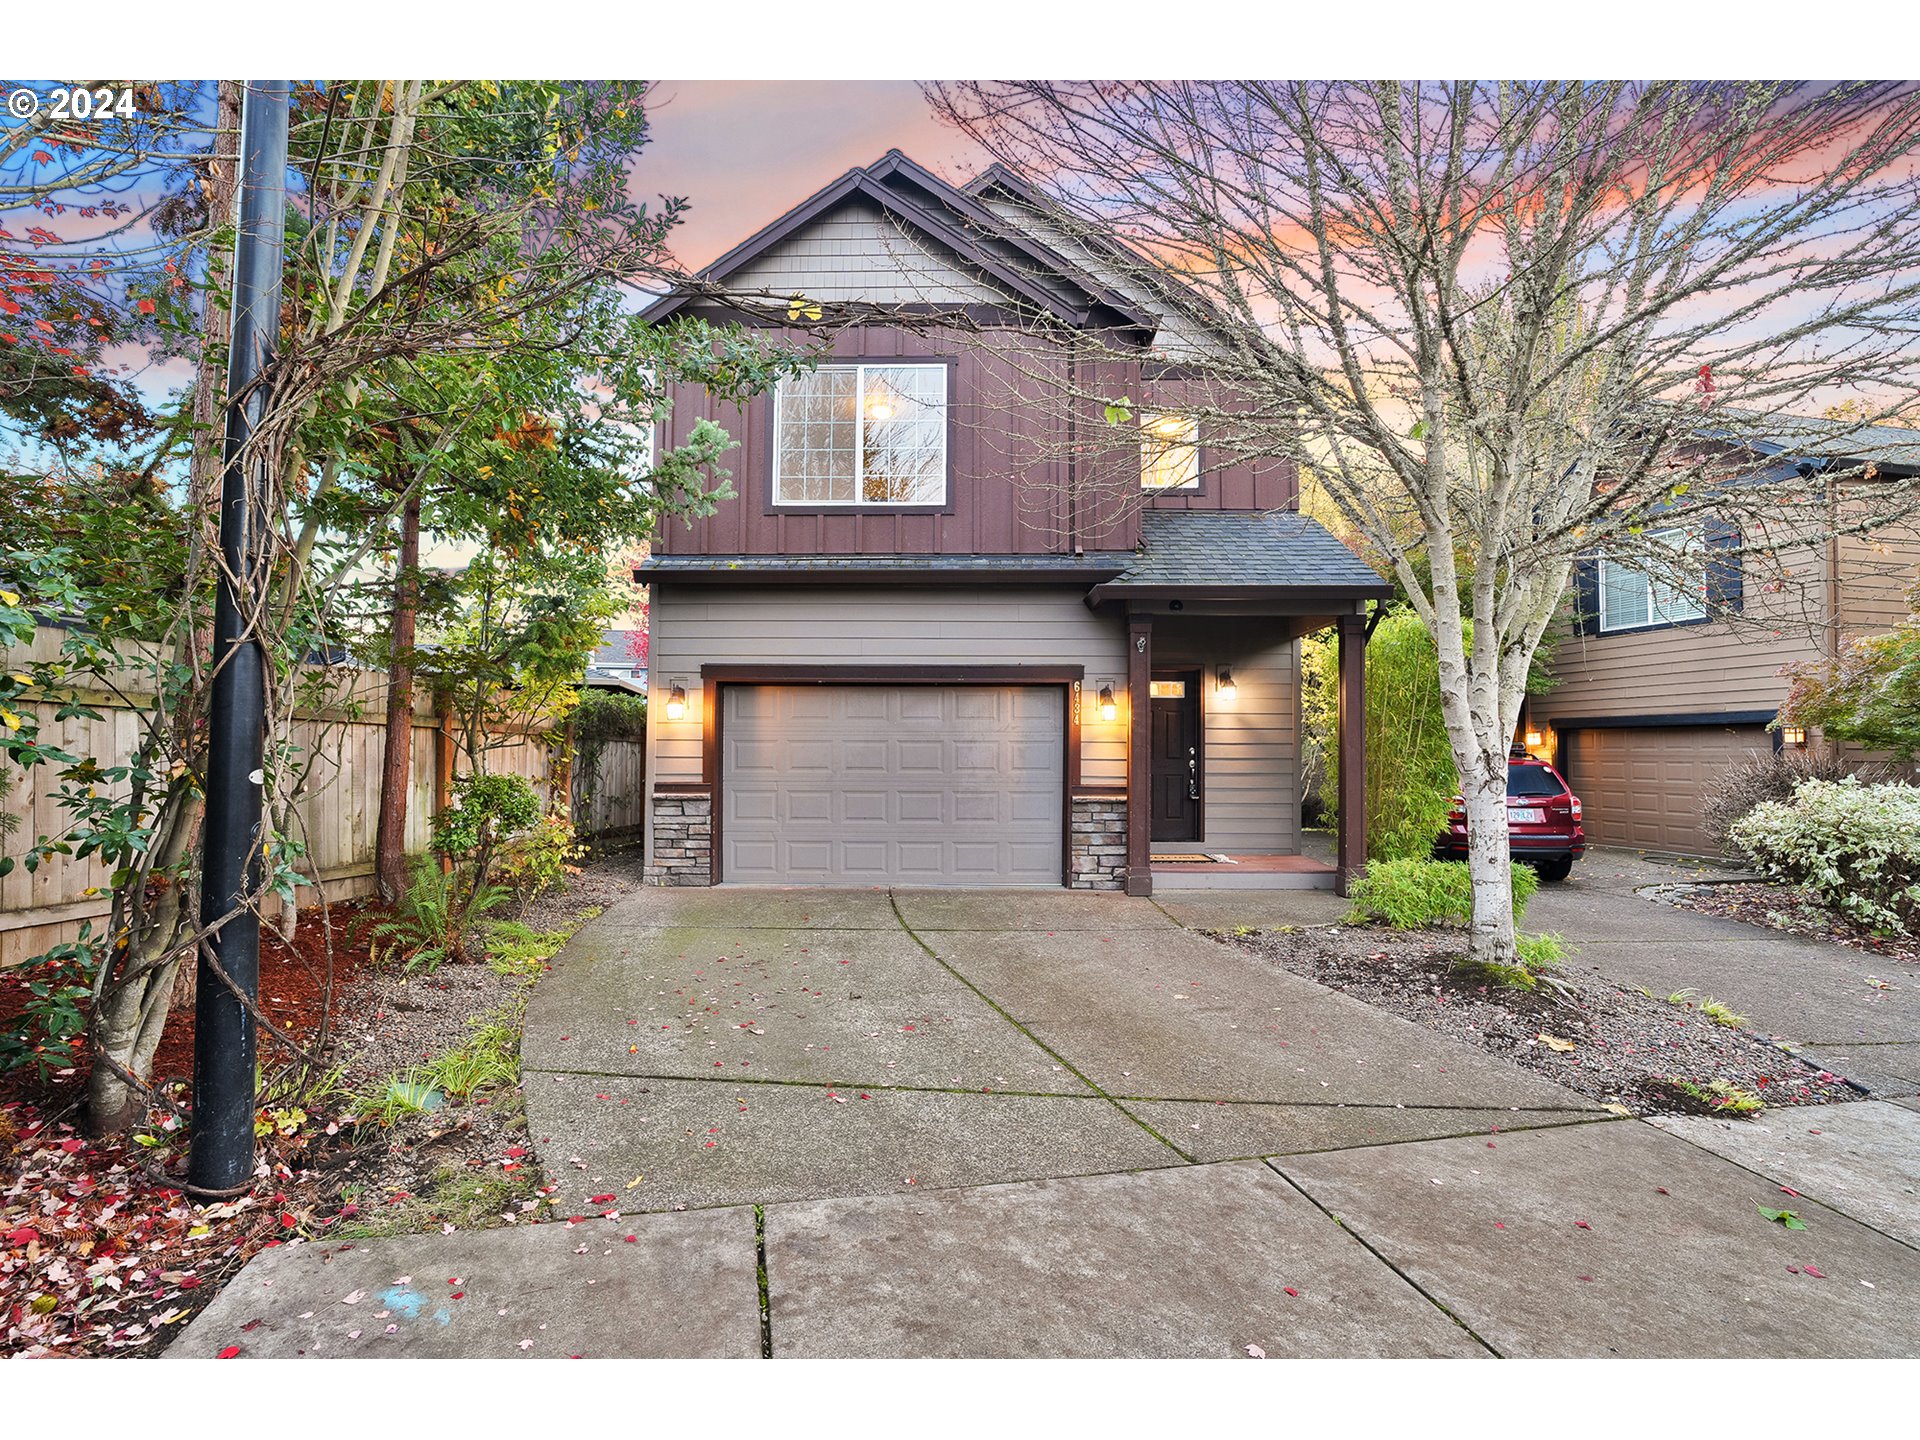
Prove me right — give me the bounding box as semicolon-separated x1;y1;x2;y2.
1508;807;1544;823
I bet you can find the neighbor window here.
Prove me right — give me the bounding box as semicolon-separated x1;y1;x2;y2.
773;363;947;505
1140;412;1200;490
1598;527;1707;632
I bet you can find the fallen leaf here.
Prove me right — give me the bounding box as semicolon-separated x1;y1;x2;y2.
1802;1263;1827;1279
1537;1034;1576;1053
1245;1343;1267;1357
217;1345;241;1358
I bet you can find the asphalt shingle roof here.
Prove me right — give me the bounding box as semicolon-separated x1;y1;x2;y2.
1105;511;1389;593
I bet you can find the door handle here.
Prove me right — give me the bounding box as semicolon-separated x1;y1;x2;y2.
1187;747;1199;801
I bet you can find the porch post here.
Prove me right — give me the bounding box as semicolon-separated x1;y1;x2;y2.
1125;614;1153;896
1335;612;1367;897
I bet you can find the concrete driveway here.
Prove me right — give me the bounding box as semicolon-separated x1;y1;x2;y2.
517;885;1600;1212
172;874;1920;1359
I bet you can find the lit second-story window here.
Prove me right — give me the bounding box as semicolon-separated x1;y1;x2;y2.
1140;412;1199;490
774;363;947;506
1599;527;1707;632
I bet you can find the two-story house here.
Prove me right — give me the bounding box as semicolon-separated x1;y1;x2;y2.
634;152;1389;896
1527;417;1920;857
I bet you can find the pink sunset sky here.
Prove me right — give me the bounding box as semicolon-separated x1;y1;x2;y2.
628;81;990;268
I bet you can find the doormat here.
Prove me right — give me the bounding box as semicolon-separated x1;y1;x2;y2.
1151;853;1237;864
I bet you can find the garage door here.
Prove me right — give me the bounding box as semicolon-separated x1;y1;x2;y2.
1566;724;1771;856
722;685;1065;886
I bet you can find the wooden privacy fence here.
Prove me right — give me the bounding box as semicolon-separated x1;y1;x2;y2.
1;625;644;968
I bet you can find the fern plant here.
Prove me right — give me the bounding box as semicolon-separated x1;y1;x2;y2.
363;856;509;973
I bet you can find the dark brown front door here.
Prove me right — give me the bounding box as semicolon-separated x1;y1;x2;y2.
1149;671;1201;843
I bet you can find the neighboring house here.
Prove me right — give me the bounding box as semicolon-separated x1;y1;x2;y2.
583;628;647;695
635;151;1389;895
1527;416;1920;858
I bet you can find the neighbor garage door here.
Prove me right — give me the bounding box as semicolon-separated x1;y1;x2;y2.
721;685;1065;886
1565;723;1772;857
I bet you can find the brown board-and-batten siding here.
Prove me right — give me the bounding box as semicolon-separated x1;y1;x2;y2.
643;585;1131;877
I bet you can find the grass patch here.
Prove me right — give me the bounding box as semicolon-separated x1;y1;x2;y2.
1658;1077;1765;1114
335;1165;543;1241
483;904;603;977
1666;989;1749;1029
1345;858;1541;929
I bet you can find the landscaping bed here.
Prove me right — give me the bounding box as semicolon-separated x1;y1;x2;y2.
1;851;640;1358
1215;924;1860;1117
1641;881;1920;966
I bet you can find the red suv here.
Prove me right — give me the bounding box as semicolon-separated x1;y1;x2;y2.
1435;755;1585;881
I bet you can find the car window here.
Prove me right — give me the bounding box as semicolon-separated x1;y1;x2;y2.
1507;764;1564;797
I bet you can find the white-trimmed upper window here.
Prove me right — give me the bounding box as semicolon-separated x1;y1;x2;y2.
1599;527;1707;632
773;363;947;506
1140;412;1200;490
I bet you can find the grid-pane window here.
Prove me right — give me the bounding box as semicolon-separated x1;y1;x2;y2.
1598;527;1707;633
773;364;946;506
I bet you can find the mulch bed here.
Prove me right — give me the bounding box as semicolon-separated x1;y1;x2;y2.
1217;924;1861;1117
1642;881;1920;966
2;857;640;1358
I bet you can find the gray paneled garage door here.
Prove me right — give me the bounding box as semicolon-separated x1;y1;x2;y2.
722;685;1065;886
1566;723;1771;857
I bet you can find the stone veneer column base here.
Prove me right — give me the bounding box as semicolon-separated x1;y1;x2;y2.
1068;793;1128;890
644;793;713;886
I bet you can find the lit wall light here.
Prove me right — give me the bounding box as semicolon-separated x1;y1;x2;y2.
1098;684;1117;723
1216;667;1236;702
1781;723;1807;747
665;683;687;721
1524;729;1544;748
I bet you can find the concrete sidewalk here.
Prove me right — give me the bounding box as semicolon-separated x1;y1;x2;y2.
173;1109;1920;1358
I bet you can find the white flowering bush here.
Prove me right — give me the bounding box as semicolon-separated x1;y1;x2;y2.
1727;777;1920;933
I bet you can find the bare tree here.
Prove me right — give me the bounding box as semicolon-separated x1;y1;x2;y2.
919;80;1920;965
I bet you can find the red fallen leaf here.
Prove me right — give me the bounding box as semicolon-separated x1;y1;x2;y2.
5;1226;38;1246
505;1147;528;1159
280;1214;297;1229
1780;1186;1801;1198
624;1235;638;1243
1655;1188;1669;1196
179;1275;202;1289
589;1194;616;1204
1802;1264;1827;1279
1494;1222;1506;1230
1283;1287;1300;1297
1574;1220;1591;1229
217;1345;242;1358
450;1292;464;1300
60;1138;83;1153
1577;1275;1595;1282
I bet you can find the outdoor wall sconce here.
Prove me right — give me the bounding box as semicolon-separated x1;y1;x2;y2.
1098;685;1117;723
1782;723;1807;747
665;683;688;722
1524;729;1544;748
1216;667;1236;702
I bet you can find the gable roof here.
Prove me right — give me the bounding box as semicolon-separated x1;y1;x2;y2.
1700;412;1920;475
642;150;1153;332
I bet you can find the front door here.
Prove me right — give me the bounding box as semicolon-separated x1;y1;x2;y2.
1149;671;1202;843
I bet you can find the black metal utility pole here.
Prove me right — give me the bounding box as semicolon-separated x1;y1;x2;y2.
187;81;290;1200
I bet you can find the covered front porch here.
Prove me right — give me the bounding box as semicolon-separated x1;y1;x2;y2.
1086;512;1392;899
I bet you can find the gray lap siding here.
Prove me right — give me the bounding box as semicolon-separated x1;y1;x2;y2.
642;584;1303;879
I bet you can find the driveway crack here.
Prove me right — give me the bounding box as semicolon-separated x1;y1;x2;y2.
886;891;1196;1163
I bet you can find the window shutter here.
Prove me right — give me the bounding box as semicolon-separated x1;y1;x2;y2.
1704;517;1743;613
1572;555;1601;635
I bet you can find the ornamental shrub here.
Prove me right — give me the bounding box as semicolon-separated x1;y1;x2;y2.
1727;777;1920;932
1344;857;1540;929
1700;749;1891;854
